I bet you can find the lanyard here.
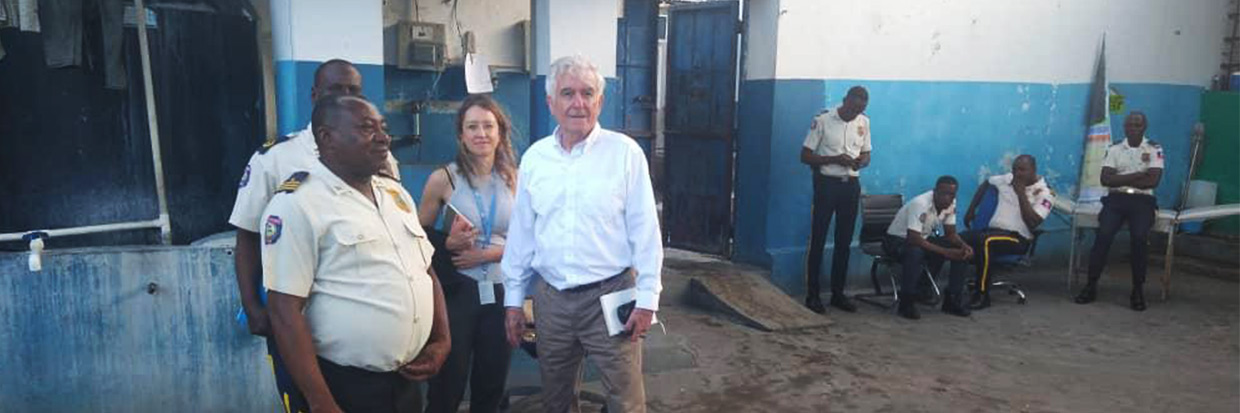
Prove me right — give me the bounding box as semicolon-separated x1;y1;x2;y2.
470;173;498;248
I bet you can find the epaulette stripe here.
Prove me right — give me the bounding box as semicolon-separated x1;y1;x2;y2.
257;134;295;154
274;171;309;194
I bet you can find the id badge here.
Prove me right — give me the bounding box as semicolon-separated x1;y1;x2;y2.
478;281;496;305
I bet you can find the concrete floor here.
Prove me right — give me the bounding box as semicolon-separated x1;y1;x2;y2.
508;250;1239;413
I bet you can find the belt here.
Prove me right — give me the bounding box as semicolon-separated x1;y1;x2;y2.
560;269;630;293
1109;188;1150;196
818;174;859;183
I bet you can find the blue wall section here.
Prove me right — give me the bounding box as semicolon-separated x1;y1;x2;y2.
274;61;386;136
736;78;1203;294
0;246;276;411
733;80;776;266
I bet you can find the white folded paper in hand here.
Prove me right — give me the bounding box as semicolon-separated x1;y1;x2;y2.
599;288;658;337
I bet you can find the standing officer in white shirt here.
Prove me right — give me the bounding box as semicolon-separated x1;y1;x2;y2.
262;95;450;413
501;55;663;413
228;59;401;412
800;86;872;314
1075;111;1163;311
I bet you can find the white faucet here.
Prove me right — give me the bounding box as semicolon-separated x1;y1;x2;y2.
27;234;45;272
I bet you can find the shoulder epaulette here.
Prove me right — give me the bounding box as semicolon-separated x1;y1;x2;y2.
257;133;295;154
1147;139;1160;146
275;171;309;194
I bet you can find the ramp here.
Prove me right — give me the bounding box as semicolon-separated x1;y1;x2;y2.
670;252;830;332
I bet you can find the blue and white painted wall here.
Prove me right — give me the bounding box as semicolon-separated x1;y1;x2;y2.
381;0;532;195
270;0;385;135
735;0;1233;293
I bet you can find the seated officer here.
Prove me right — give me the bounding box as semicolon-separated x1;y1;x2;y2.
883;176;974;320
961;154;1055;310
1075;111;1163;311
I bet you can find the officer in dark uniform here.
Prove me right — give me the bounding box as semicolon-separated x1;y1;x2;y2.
1075;111;1164;311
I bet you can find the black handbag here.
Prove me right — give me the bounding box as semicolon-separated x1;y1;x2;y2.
424;225;474;297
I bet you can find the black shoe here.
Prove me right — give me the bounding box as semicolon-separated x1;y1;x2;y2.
830;294;858;313
897;300;921;320
967;291;991;310
805;295;826;314
1130;287;1146;312
1074;284;1098;304
917;290;938;306
941;294;972;317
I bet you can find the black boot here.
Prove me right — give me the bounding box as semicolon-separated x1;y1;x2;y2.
1130;285;1146;311
1074;282;1098;304
941;293;972;317
830;294;857;313
805;295;826;314
897;298;920;320
967;290;991;310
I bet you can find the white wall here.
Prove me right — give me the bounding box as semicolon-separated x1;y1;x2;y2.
532;0;619;77
743;0;779;80
760;0;1230;85
384;0;530;69
271;0;384;64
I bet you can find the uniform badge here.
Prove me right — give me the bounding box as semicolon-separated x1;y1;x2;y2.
857;124;868;137
810;119;819;130
1157;149;1164;159
919;212;928;223
1142;153;1150;163
264;216;283;245
385;188;412;213
238;165;251;188
1041;199;1052;209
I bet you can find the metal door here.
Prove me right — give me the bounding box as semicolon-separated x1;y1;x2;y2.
615;0;659;154
663;0;739;255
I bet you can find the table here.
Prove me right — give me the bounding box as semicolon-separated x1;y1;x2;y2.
1058;199;1240;300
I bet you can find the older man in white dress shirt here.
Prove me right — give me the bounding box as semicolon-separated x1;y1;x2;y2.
501;55;663;413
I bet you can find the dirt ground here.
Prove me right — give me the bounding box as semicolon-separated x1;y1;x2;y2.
511;254;1239;413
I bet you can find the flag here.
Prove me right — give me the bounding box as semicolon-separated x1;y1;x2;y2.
1077;36;1111;204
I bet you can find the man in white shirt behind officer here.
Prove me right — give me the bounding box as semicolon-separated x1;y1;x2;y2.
1075;111;1164;311
501;55;663;413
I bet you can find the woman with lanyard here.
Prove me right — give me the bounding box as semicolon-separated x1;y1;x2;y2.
418;94;519;413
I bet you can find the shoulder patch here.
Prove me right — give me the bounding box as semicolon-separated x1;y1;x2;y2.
257;133;295;154
275;171;309;194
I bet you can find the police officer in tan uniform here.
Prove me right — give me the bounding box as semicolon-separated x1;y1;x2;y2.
261;95;449;412
1076;111;1164;311
229;59;400;412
